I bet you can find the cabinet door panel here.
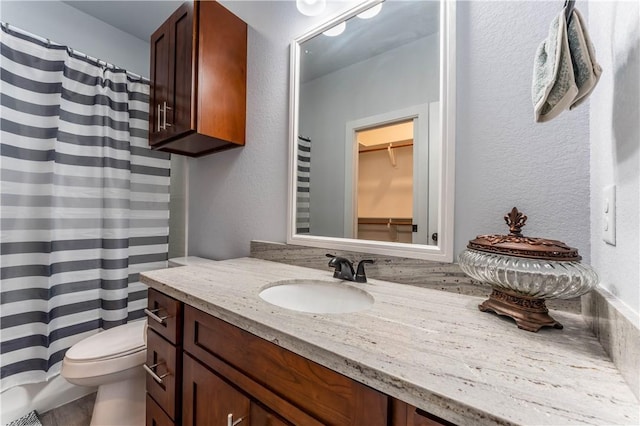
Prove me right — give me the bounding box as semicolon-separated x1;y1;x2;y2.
184;306;387;425
146;393;175;426
250;402;290;426
149;20;171;145
170;1;195;137
146;330;180;421
390;399;455;426
182;353;250;426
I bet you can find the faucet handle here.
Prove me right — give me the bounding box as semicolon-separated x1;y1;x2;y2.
326;254;355;279
326;253;339;268
355;259;375;283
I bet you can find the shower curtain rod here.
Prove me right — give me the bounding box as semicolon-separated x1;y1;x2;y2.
1;21;149;83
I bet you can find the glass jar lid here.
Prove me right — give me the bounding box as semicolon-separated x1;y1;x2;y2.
467;207;581;261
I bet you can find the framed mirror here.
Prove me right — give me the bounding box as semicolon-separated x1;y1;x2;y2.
288;0;456;261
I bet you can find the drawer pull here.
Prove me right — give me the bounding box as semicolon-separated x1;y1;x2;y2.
143;362;169;384
162;101;172;129
227;414;245;426
144;308;169;324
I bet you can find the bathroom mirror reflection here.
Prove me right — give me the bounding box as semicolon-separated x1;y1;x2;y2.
288;0;456;261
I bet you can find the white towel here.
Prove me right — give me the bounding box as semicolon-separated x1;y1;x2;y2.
566;8;602;109
532;9;578;122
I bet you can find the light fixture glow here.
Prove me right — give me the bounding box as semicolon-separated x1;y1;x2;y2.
322;21;346;37
357;3;383;19
296;0;326;16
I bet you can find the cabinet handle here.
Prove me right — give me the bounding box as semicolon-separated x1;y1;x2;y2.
143;362;170;384
144;308;169;324
156;104;161;132
162;101;172;129
227;414;245;426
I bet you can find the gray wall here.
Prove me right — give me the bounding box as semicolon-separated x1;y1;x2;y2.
188;1;353;259
454;1;590;259
0;0;150;76
191;1;591;263
300;34;440;238
589;1;639;315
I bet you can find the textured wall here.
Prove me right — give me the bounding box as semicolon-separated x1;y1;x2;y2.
188;1;356;259
589;1;640;316
454;1;591;259
190;1;592;263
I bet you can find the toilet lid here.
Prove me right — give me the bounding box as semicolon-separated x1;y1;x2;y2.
65;320;146;362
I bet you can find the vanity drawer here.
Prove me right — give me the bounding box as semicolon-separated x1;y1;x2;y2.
146;393;175;426
183;305;387;425
390;399;455;426
145;329;181;421
146;288;182;344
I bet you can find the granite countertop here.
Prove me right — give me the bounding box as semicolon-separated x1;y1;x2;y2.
140;258;639;426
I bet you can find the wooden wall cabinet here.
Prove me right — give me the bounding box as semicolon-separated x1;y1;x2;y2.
145;288;451;426
149;1;247;157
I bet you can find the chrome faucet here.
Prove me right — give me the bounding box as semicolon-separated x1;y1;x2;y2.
326;254;374;283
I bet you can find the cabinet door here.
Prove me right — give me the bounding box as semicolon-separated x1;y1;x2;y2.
250;403;289;426
184;306;387;425
390;399;455;426
146;394;175;426
146;330;180;421
168;1;195;139
183;354;250;426
149;18;171;145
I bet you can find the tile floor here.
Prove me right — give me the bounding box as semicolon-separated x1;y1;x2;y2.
39;393;95;426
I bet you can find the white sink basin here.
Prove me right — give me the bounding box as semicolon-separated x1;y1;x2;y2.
259;279;374;314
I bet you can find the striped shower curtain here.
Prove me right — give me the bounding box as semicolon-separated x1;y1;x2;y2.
0;24;171;390
296;136;311;234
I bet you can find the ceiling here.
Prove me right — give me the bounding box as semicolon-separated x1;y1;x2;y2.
61;0;183;41
301;1;440;82
61;0;440;82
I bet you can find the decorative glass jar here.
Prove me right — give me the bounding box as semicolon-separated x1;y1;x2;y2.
458;208;598;332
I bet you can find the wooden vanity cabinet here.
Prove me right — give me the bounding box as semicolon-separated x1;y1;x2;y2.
145;288;451;426
149;0;247;157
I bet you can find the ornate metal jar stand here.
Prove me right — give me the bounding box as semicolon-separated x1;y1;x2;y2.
479;288;562;332
459;208;598;332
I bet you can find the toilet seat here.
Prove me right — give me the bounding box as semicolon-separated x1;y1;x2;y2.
62;320;147;380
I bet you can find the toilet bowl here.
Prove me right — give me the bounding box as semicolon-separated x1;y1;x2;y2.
62;320;147;426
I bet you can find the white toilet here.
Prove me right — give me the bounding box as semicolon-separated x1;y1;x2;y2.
61;320;147;426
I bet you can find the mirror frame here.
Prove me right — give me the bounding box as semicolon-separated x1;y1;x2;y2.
287;0;456;262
